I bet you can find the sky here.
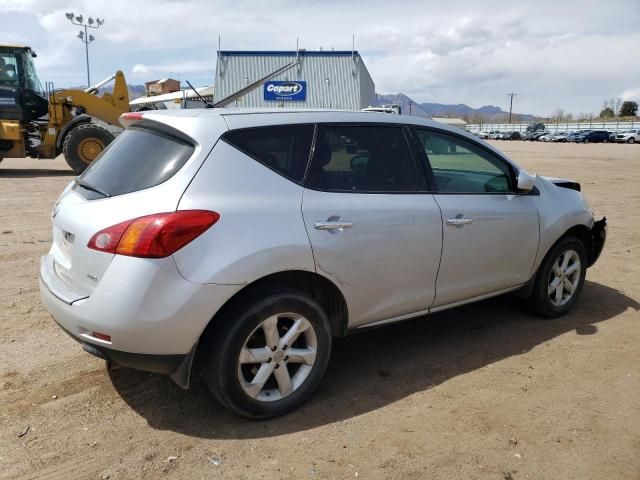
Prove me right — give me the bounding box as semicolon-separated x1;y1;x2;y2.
1;0;639;116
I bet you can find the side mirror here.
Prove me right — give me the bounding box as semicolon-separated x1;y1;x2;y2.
516;170;536;193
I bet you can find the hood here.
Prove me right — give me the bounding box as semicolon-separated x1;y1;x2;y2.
540;176;581;192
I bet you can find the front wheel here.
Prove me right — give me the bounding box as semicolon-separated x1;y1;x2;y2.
62;123;115;174
528;236;587;318
201;288;332;419
629;138;636;144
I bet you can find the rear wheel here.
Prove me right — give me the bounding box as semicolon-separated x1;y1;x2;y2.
62;123;115;174
603;138;609;143
201;288;332;419
528;236;587;318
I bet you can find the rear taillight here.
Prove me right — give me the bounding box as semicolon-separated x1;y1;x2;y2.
87;210;220;258
121;112;144;121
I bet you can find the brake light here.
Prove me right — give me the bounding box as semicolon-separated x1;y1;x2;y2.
121;112;144;121
87;210;220;258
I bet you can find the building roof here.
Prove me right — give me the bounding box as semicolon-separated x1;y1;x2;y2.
144;77;179;86
219;50;360;57
130;86;214;106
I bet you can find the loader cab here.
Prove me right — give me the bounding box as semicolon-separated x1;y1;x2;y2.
0;45;48;122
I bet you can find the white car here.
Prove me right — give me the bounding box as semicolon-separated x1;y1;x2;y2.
615;130;639;144
39;109;607;418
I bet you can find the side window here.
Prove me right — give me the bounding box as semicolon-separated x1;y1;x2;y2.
223;125;314;183
414;129;513;194
307;125;422;192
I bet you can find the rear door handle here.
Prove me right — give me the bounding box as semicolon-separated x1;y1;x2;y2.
314;221;353;230
446;215;474;227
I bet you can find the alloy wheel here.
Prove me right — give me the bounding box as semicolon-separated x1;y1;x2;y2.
547;249;581;307
238;313;317;402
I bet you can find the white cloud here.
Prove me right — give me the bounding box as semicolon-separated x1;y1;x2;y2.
620;88;640;102
2;0;639;115
132;64;150;75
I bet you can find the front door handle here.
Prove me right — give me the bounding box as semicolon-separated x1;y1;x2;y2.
314;215;353;233
446;215;474;227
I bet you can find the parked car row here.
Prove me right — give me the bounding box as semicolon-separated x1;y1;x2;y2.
473;129;639;144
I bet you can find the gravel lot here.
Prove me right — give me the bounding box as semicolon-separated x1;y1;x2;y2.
1;141;639;479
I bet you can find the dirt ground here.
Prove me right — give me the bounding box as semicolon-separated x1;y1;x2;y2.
1;141;639;480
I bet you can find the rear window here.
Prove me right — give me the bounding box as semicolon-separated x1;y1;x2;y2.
222;125;314;183
77;126;194;197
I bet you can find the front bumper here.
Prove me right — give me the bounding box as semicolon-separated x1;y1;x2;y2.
588;216;607;267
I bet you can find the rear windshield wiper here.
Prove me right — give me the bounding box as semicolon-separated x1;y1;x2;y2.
74;178;111;198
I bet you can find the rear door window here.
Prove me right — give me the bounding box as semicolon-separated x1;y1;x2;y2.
77;126;194;198
306;125;423;192
223;125;314;183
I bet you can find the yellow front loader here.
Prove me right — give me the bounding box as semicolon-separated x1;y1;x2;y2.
0;45;129;174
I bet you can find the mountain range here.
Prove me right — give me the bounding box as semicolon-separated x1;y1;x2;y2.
375;93;538;121
73;84;537;121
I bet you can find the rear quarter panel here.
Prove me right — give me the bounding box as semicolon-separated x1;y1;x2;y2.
174;140;316;284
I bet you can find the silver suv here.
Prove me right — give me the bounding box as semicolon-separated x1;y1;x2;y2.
40;109;606;418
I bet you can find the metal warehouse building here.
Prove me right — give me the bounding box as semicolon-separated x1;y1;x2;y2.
213;50;375;110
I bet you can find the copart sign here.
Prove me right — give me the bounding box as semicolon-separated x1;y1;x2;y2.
264;81;306;101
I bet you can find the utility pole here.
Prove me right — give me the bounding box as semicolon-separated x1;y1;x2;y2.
65;13;104;88
506;92;518;123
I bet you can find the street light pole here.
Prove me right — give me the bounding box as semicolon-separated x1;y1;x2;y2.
65;13;104;88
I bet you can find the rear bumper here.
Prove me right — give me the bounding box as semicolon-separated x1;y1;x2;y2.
588;216;607;267
56;319;186;374
39;253;243;387
39;253;242;354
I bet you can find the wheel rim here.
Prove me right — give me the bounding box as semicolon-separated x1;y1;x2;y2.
548;249;581;307
238;313;317;402
77;138;104;164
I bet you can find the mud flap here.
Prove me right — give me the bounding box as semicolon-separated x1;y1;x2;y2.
169;344;197;390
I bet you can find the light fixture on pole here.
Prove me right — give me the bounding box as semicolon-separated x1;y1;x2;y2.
65;12;104;88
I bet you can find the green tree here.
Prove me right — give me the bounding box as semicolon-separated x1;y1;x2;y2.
599;107;615;118
619;101;638;117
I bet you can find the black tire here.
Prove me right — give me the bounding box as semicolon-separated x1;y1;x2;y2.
528;236;587;318
629;138;635;144
200;288;332;419
603;138;609;143
62;123;115;174
584;138;589;144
